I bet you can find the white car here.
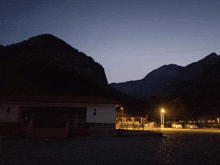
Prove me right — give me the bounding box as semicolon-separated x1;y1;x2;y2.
185;123;198;129
172;122;183;128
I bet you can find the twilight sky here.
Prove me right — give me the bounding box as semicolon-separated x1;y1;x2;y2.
1;0;220;83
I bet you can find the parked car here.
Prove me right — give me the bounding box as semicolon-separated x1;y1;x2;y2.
172;122;183;128
185;123;198;129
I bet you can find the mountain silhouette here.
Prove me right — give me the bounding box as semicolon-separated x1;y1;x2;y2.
111;53;220;98
0;34;124;99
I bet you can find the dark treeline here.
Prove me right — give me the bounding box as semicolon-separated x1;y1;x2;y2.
120;94;220;122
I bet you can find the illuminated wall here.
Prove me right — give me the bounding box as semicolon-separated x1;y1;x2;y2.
86;105;116;124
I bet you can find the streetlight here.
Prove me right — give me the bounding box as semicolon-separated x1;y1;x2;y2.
121;107;124;127
121;107;123;118
161;109;165;128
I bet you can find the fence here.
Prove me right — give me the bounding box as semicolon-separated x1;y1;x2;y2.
116;121;161;133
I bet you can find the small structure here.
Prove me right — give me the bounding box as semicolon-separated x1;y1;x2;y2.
0;95;120;137
116;117;146;129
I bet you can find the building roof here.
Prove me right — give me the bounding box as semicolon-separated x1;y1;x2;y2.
0;95;121;105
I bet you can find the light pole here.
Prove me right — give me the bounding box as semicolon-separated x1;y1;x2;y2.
121;107;123;118
121;107;123;127
161;109;165;128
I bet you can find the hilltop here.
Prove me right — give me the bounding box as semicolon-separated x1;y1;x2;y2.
0;34;126;100
111;53;220;99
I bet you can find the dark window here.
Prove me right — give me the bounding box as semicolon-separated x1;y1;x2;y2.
7;107;10;114
93;109;96;115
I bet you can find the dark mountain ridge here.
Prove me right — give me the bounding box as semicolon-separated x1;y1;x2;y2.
2;34;107;85
0;34;126;99
111;53;220;98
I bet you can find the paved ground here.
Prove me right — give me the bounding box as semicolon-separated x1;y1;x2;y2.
1;127;220;165
161;127;220;133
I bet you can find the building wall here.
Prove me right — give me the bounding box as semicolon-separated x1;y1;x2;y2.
0;104;18;122
86;105;116;124
0;103;116;124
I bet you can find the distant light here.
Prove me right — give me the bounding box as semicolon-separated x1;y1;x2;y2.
161;109;165;113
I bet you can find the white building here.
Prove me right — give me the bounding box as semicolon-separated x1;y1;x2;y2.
0;95;121;137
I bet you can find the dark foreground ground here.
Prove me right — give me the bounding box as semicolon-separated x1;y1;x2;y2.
1;129;220;165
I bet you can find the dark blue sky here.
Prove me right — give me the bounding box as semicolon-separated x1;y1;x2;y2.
1;0;220;83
